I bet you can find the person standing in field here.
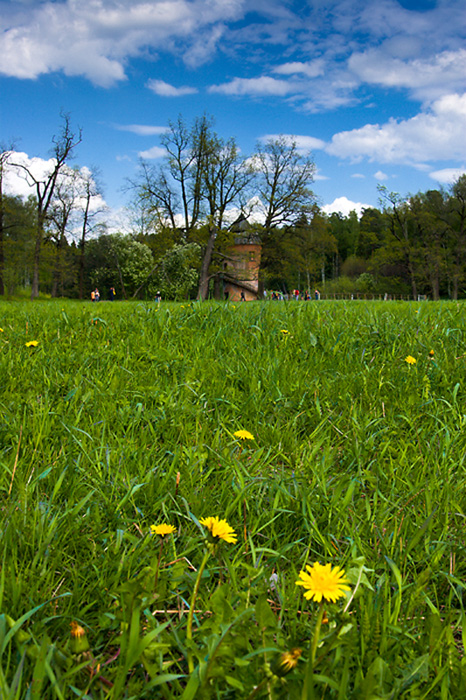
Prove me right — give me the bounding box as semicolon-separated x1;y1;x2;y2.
109;286;115;301
91;290;95;302
95;288;100;302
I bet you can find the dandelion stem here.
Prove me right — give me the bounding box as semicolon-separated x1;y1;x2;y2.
186;549;210;673
302;602;325;700
311;602;325;666
154;538;164;594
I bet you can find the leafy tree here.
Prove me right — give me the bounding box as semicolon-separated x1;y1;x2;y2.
358;207;387;259
445;175;466;299
86;233;153;299
153;243;201;300
328;211;360;272
2;195;37;294
378;186;419;299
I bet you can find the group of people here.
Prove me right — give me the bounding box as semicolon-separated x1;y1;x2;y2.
268;289;321;301
91;287;116;301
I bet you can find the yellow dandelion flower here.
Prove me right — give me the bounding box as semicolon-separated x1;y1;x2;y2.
234;429;255;441
295;562;350;603
277;648;303;675
0;328;3;332
429;349;434;357
25;340;39;347
199;516;237;543
405;355;416;365
151;523;176;537
280;329;289;335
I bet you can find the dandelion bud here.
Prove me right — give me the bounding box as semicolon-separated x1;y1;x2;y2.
70;621;90;654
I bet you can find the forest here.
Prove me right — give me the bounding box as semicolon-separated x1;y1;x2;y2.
2;114;466;302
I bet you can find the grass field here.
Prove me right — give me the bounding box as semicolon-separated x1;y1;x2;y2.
1;298;466;699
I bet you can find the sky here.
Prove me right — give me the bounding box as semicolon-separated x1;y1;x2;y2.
2;0;466;223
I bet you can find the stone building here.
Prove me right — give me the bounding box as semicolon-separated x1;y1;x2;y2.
222;217;261;301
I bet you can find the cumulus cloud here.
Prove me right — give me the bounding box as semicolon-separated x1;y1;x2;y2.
209;76;295;96
3;152;108;216
0;0;246;86
374;170;389;180
429;167;466;184
322;196;371;218
273;59;325;79
3;152;57;198
326;92;466;165
259;134;326;152
349;48;466;102
115;124;169;135
138;145;166;159
147;79;198;97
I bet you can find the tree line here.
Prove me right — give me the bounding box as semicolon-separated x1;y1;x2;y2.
2;113;466;301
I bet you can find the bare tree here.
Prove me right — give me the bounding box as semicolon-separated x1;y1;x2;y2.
12;113;81;299
48;167;79;297
253;136;316;282
197;134;253;300
255;136;316;233
0;145;15;296
76;167;106;299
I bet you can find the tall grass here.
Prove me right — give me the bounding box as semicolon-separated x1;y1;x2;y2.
1;299;466;698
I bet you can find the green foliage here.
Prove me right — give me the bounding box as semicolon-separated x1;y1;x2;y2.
152;243;200;300
86;233;154;298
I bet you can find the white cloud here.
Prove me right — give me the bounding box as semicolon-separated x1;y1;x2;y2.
327;92;466;165
351;173;365;179
273;59;325;79
259;134;326;152
0;0;246;86
3;152;57;197
138;146;166;159
349;48;466;101
322;196;371;218
147;79;198;97
115;124;169;136
209;76;295;97
374;170;388;180
3;151;108;220
429;167;466;185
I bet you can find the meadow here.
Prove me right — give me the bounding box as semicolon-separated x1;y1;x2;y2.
1;298;466;699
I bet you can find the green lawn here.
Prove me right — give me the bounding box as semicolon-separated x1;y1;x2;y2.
1;299;466;698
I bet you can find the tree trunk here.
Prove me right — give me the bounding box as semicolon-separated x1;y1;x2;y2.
31;222;43;300
197;225;216;301
0;186;4;296
51;233;65;298
430;271;440;300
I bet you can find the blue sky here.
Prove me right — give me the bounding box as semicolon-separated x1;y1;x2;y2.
2;0;466;221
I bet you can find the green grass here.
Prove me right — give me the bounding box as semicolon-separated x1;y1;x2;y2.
1;299;466;698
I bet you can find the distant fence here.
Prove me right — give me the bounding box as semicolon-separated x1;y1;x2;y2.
266;293;415;301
